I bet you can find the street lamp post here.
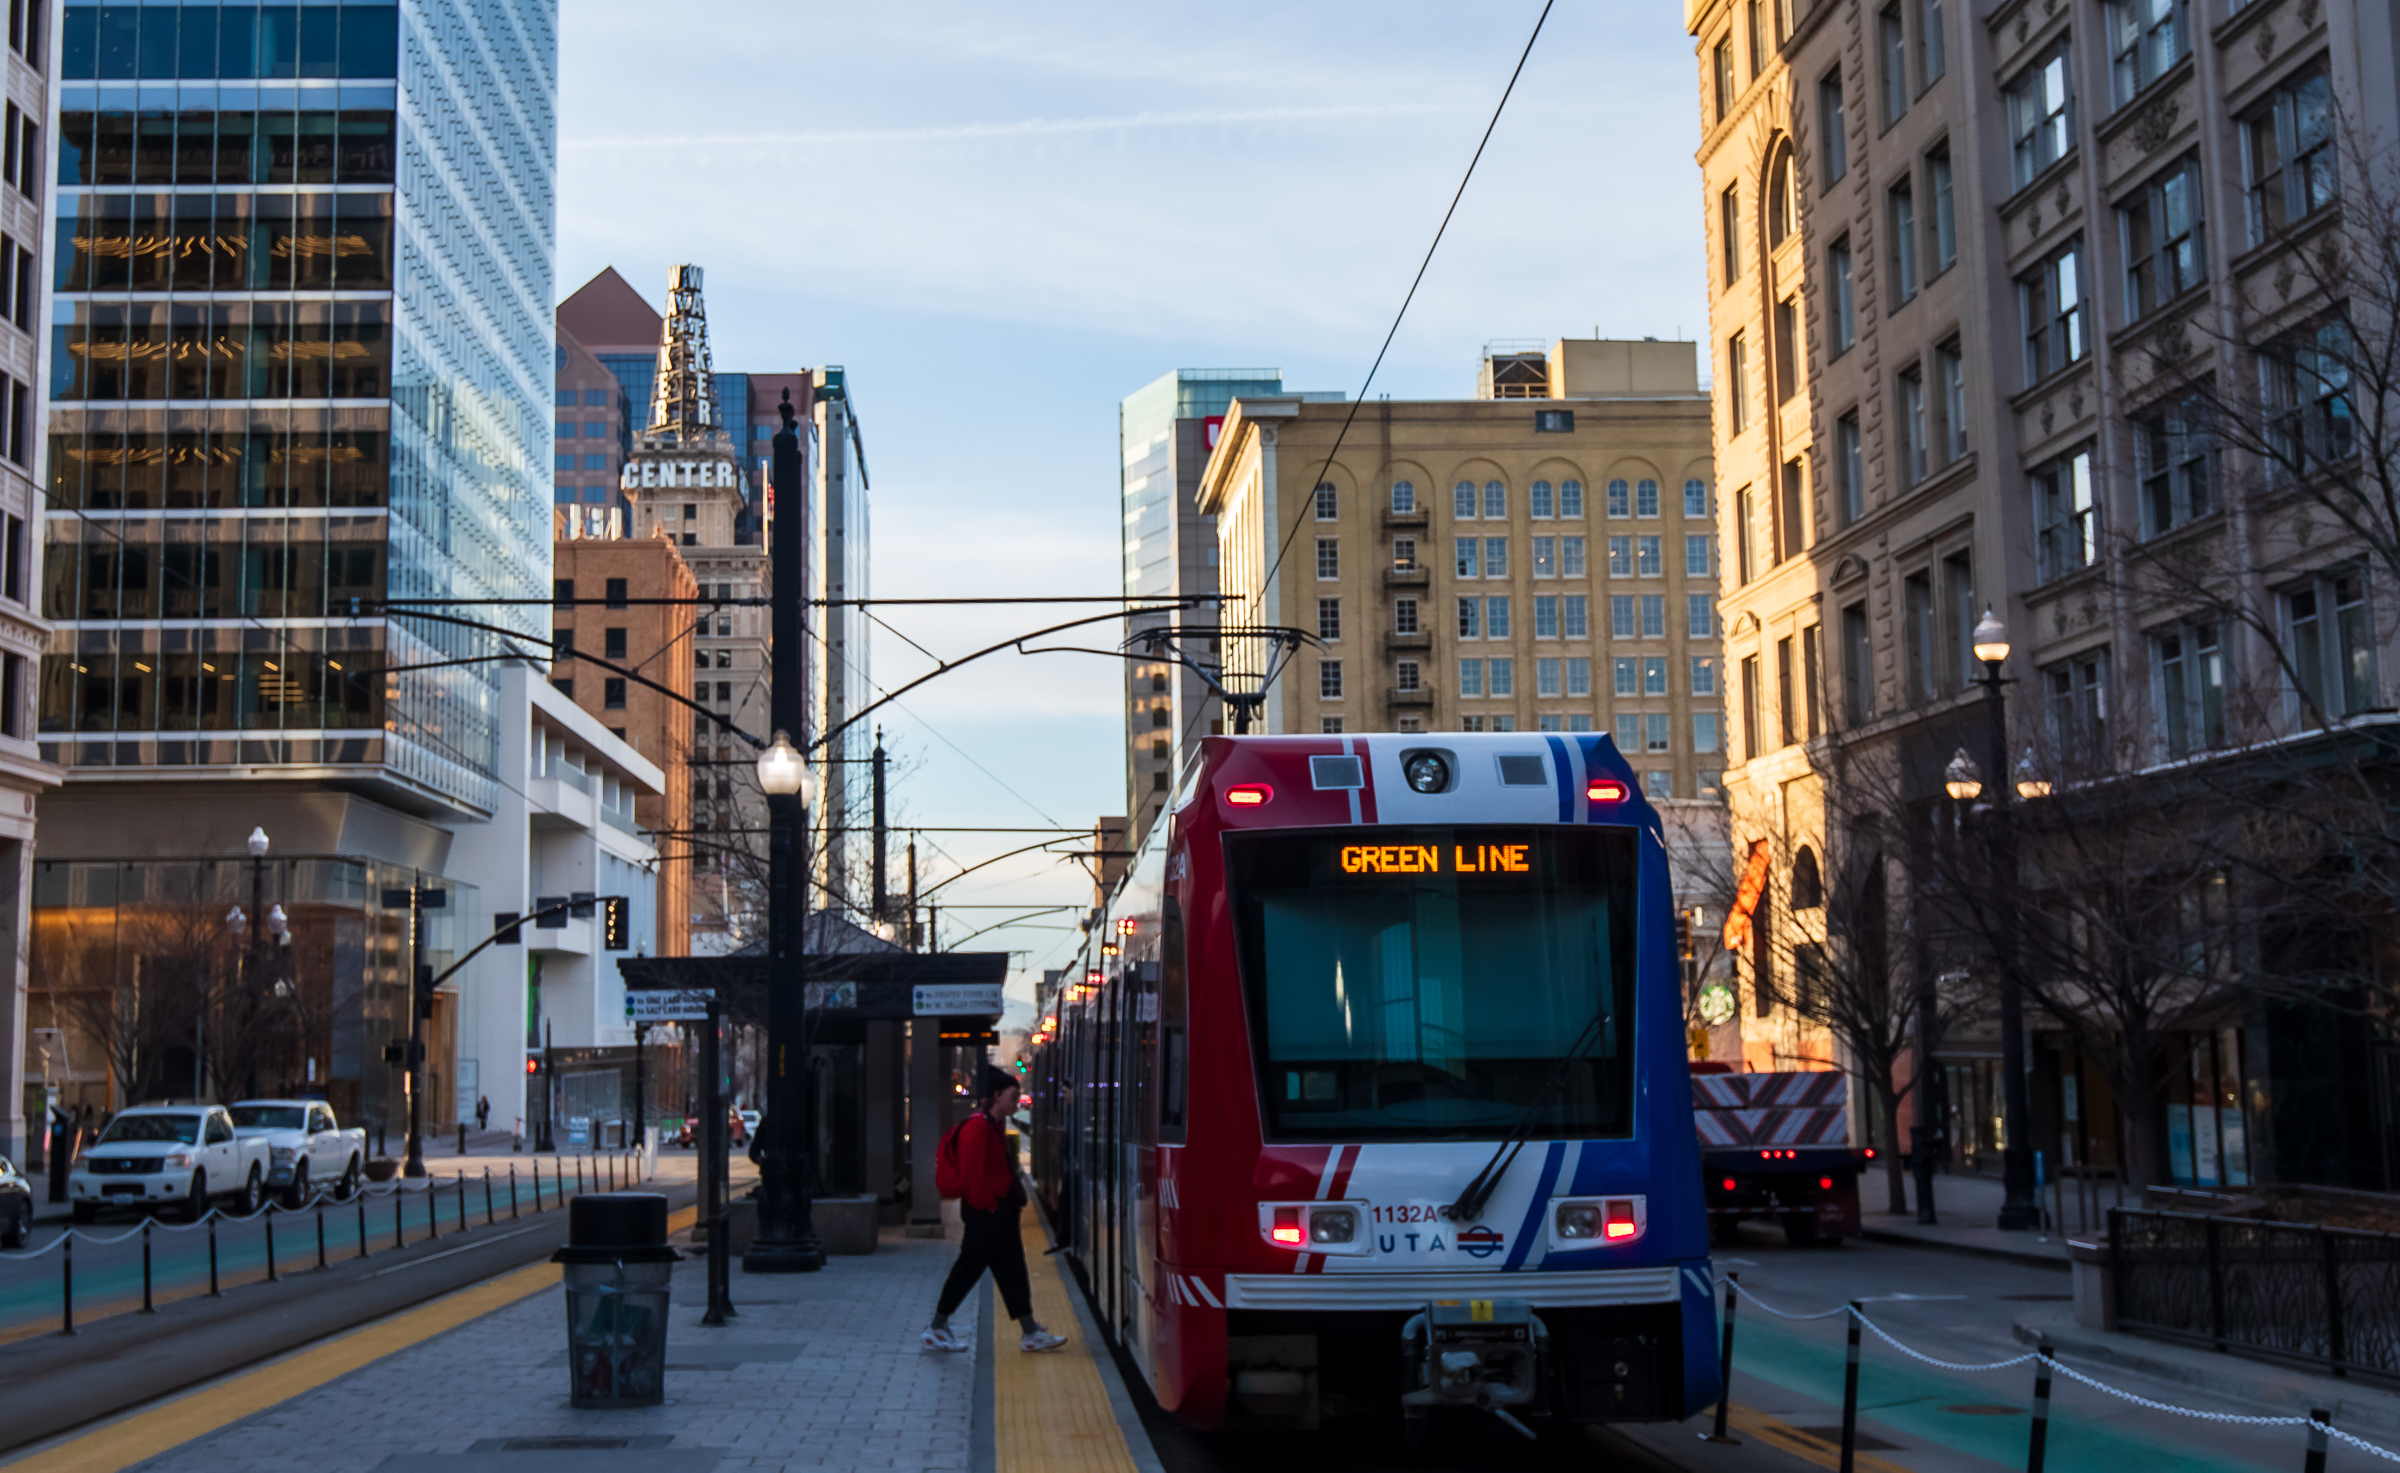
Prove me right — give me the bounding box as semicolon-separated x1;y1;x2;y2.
746;392;825;1274
1965;609;2041;1232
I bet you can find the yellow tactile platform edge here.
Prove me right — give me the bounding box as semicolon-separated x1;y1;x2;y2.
4;1203;698;1473
994;1214;1139;1473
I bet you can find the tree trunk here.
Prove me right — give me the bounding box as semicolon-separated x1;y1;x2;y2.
1877;1080;1909;1214
2116;1031;2168;1192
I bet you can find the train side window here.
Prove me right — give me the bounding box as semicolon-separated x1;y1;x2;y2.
1159;894;1188;1142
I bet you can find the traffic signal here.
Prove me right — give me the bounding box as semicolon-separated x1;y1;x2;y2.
1676;911;1695;961
524;1056;539;1076
602;895;629;951
414;963;435;1019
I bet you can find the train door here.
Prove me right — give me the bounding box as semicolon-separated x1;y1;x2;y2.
1097;970;1120;1332
1116;957;1141;1345
1129;947;1159;1378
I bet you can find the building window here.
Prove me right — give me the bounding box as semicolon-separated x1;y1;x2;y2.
1684;479;1710;519
1919;0;1946;83
1637;536;1663;576
1898;365;1928;487
1802;624;1824;737
2153;622;2225;756
1638;480;1661;517
1820;69;1849;187
1741;656;1762;759
2285;571;2376;720
1647;714;1672;753
552;679;573;700
1734;488;1756;584
1535;596;1560;638
1483;538;1509;578
2044;649;2110;771
1396;660;1422;694
1454;480;1477;519
1607;479;1631;518
2007;40;2074;188
1488;596;1512;637
1616;714;1642;753
1530;480;1554;517
1689;595;1716;639
2137;400;2214;536
2107;0;2187;105
1316;538;1339;578
1456;538;1479;578
1318;598;1342;640
1615;657;1640;696
1537;658;1561;697
1611;595;1636;638
1319;660;1344;699
1715;33;1737;120
1769;150;1796;246
1391;479;1416;513
1321;717;1345;734
604;678;626;709
1490;658;1515;696
1535;409;1574;432
1458;597;1481;638
1567;658;1593;697
2019;240;2084;386
2123;155;2204;320
1928;143;1956;273
1836;411;1865;525
1903;570;1937;702
1561;480;1585;517
1563;537;1587;577
1747;0;1766;76
1460;658;1484;697
1778;459;1806;562
1484;481;1507;518
1565;595;1589;637
1641;595;1666;638
1727;331;1749;431
1942;551;1976;691
1937;343;1968;464
1842;601;1874;726
1889;182;1917;303
1314;483;1337;519
1775;297;1799;402
1829;238;1856;353
2034;447;2097;581
605;578;628;608
1694;713;1721;753
1643;655;1670;696
1777;636;1797;745
1880;3;1907;123
1722;185;1743;286
1692;656;1720;695
1533;537;1557;578
1394;598;1420;636
1687;534;1714;577
603;627;627;660
2260;322;2355;474
1394;537;1418;571
2243;67;2336;243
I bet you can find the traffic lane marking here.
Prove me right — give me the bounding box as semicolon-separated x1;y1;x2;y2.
1725;1404;1918;1473
1;1202;695;1473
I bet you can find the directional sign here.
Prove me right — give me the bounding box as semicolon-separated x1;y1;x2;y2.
625;989;714;1023
913;983;1003;1016
805;981;858;1009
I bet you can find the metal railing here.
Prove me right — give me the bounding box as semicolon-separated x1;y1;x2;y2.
2113;1206;2400;1383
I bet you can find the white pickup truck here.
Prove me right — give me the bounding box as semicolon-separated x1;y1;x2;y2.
231;1099;368;1207
68;1104;270;1222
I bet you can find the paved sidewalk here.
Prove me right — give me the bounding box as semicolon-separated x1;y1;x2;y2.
2011;1304;2400;1439
1855;1170;2076;1267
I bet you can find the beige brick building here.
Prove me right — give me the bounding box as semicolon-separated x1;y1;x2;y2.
1197;341;1723;801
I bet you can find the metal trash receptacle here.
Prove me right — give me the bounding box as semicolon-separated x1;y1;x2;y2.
553;1192;681;1409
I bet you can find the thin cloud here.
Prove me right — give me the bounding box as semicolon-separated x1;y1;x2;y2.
564;102;1467;151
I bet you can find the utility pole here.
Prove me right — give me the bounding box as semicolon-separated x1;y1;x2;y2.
906;838;918;950
403;874;426;1178
871;732;888;927
747;389;825;1273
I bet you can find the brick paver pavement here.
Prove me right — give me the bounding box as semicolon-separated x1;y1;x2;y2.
123;1226;981;1473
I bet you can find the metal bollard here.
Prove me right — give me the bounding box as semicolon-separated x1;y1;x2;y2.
2305;1409;2331;1473
533;1160;544;1213
456;1177;468;1233
1840;1300;1863;1473
1705;1272;1740;1443
394;1192;404;1249
576;1156;584;1194
142;1220;154;1312
485;1167;495;1225
357;1191;369;1258
510;1164;521;1220
60;1230;73;1335
209;1214;221;1296
426;1182;439;1240
2028;1341;2053;1473
265;1206;278;1282
458;1123;467;1156
317;1202;328;1270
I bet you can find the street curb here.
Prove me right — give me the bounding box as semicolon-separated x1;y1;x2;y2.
2009;1309;2400;1439
1856;1227;2072;1271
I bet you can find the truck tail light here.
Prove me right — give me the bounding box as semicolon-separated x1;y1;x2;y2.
1721;1177;1738;1193
1820;1176;1834;1191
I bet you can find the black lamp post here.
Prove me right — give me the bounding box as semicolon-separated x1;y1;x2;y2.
1956;608;2041;1232
746;391;825;1274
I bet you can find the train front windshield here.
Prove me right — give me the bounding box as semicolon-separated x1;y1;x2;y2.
1227;825;1639;1142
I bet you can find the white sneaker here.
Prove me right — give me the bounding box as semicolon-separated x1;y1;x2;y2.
1020;1328;1068;1353
921;1324;966;1353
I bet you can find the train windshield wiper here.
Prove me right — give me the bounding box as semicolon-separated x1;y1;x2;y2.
1447;1006;1611;1223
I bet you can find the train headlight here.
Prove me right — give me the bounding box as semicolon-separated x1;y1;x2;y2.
1548;1194;1645;1248
1403;752;1451;793
1309;1206;1358;1244
1555;1202;1601;1240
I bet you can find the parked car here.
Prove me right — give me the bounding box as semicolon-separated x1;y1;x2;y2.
68;1104;268;1222
0;1155;29;1247
737;1109;760;1142
231;1099;368;1207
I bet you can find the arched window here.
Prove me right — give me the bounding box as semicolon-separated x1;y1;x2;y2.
1391;479;1416;514
1483;480;1507;518
1530;480;1554;517
1607;479;1631;518
1791;845;1824;909
1454;480;1477;519
1561;479;1585;517
1768;147;1796;246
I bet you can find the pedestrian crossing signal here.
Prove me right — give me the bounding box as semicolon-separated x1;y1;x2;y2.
602;895;630;951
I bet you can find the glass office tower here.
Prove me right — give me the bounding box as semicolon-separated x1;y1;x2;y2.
40;1;557;818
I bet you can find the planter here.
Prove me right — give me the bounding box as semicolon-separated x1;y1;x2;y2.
364;1158;401;1182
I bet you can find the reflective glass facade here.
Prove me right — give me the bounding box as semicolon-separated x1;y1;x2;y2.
41;0;557;817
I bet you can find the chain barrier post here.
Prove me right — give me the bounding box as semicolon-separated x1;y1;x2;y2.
2028;1341;2053;1473
60;1230;73;1335
533;1160;544;1212
576;1155;584;1194
1840;1300;1863;1473
265;1205;278;1282
394;1191;404;1249
141;1219;154;1312
208;1213;220;1296
1704;1272;1740;1443
2305;1409;2330;1473
510;1163;520;1219
356;1191;369;1258
316;1199;327;1270
455;1177;467;1233
425;1181;439;1240
485;1167;495;1225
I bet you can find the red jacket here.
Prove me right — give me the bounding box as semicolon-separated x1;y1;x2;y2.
955;1110;1018;1211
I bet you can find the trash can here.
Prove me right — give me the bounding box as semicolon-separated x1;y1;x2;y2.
552;1192;681;1409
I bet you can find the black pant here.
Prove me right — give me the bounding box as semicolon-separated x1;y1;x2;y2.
936;1200;1032;1322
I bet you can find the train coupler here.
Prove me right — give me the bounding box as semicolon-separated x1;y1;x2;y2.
1400;1298;1547;1441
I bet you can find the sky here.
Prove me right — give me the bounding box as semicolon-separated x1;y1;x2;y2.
556;1;1711;1021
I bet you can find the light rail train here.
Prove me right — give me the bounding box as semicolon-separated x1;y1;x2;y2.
1026;732;1719;1437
